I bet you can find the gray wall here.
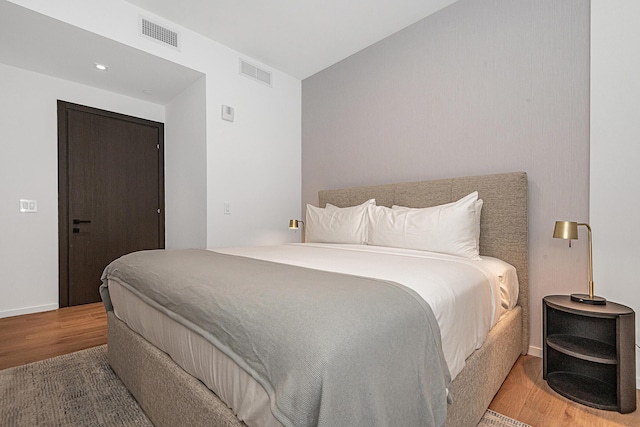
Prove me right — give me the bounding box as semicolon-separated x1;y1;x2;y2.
302;0;590;353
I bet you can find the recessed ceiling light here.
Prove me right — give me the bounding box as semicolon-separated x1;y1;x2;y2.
142;90;152;95
94;63;108;71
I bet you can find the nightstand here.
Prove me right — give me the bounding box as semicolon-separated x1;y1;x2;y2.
543;295;636;413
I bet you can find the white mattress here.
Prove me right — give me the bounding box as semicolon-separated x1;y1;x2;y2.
109;243;518;427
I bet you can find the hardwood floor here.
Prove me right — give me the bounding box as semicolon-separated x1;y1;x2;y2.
489;354;640;426
0;302;106;370
0;303;638;426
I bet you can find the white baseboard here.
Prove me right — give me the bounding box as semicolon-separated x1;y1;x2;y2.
0;303;58;319
527;345;542;358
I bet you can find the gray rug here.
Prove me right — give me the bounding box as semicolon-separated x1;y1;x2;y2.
477;410;530;427
1;346;152;426
0;345;530;427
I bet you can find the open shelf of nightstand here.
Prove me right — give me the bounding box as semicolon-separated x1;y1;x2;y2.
546;371;618;410
546;334;616;364
543;295;636;414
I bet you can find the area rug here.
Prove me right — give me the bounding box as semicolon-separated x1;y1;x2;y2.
477;410;530;427
0;345;530;427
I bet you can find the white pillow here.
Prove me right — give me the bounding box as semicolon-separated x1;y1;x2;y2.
305;199;375;244
368;192;481;259
393;198;483;250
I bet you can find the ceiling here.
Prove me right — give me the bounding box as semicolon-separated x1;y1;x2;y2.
0;1;203;105
0;0;458;105
126;0;460;79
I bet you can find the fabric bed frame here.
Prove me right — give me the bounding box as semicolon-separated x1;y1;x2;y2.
107;171;528;427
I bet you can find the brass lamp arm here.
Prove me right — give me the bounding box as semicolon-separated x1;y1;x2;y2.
577;223;594;299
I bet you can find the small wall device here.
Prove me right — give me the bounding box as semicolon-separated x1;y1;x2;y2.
222;105;234;122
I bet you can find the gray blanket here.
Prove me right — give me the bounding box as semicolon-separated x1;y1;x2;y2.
100;249;451;427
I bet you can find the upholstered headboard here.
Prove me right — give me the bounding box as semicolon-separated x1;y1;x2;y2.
318;171;529;354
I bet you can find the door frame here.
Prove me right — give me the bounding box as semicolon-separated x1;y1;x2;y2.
57;101;165;307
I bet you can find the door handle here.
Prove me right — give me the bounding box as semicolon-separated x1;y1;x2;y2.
73;219;92;224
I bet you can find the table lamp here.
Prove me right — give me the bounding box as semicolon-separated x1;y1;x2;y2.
553;221;606;305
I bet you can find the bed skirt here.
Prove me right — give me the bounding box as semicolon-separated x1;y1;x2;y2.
107;306;522;427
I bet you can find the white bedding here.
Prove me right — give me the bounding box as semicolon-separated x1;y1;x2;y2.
218;243;518;379
109;243;518;427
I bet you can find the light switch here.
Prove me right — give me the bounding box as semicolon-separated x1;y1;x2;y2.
221;105;234;122
20;199;37;213
224;201;231;215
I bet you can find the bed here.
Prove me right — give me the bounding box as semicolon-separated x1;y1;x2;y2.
103;171;528;427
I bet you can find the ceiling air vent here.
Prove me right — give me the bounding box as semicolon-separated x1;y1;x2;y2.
139;17;180;50
240;59;272;87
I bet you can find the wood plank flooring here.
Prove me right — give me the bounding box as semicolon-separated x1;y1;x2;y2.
0;302;106;370
0;303;638;425
489;354;640;426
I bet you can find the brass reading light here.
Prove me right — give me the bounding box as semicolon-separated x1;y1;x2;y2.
553;221;606;305
289;219;304;230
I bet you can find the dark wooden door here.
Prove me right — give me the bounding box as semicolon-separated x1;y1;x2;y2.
58;101;164;307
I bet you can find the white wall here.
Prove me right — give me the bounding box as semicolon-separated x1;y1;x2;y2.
0;63;164;317
10;0;302;247
591;0;640;388
2;0;301;316
208;71;302;248
165;76;207;249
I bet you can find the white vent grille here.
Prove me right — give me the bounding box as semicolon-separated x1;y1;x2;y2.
139;17;180;50
239;59;272;87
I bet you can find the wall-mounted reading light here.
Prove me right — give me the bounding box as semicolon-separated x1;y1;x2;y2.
289;219;304;230
289;219;305;243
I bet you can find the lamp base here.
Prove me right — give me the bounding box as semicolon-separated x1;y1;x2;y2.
570;293;606;305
